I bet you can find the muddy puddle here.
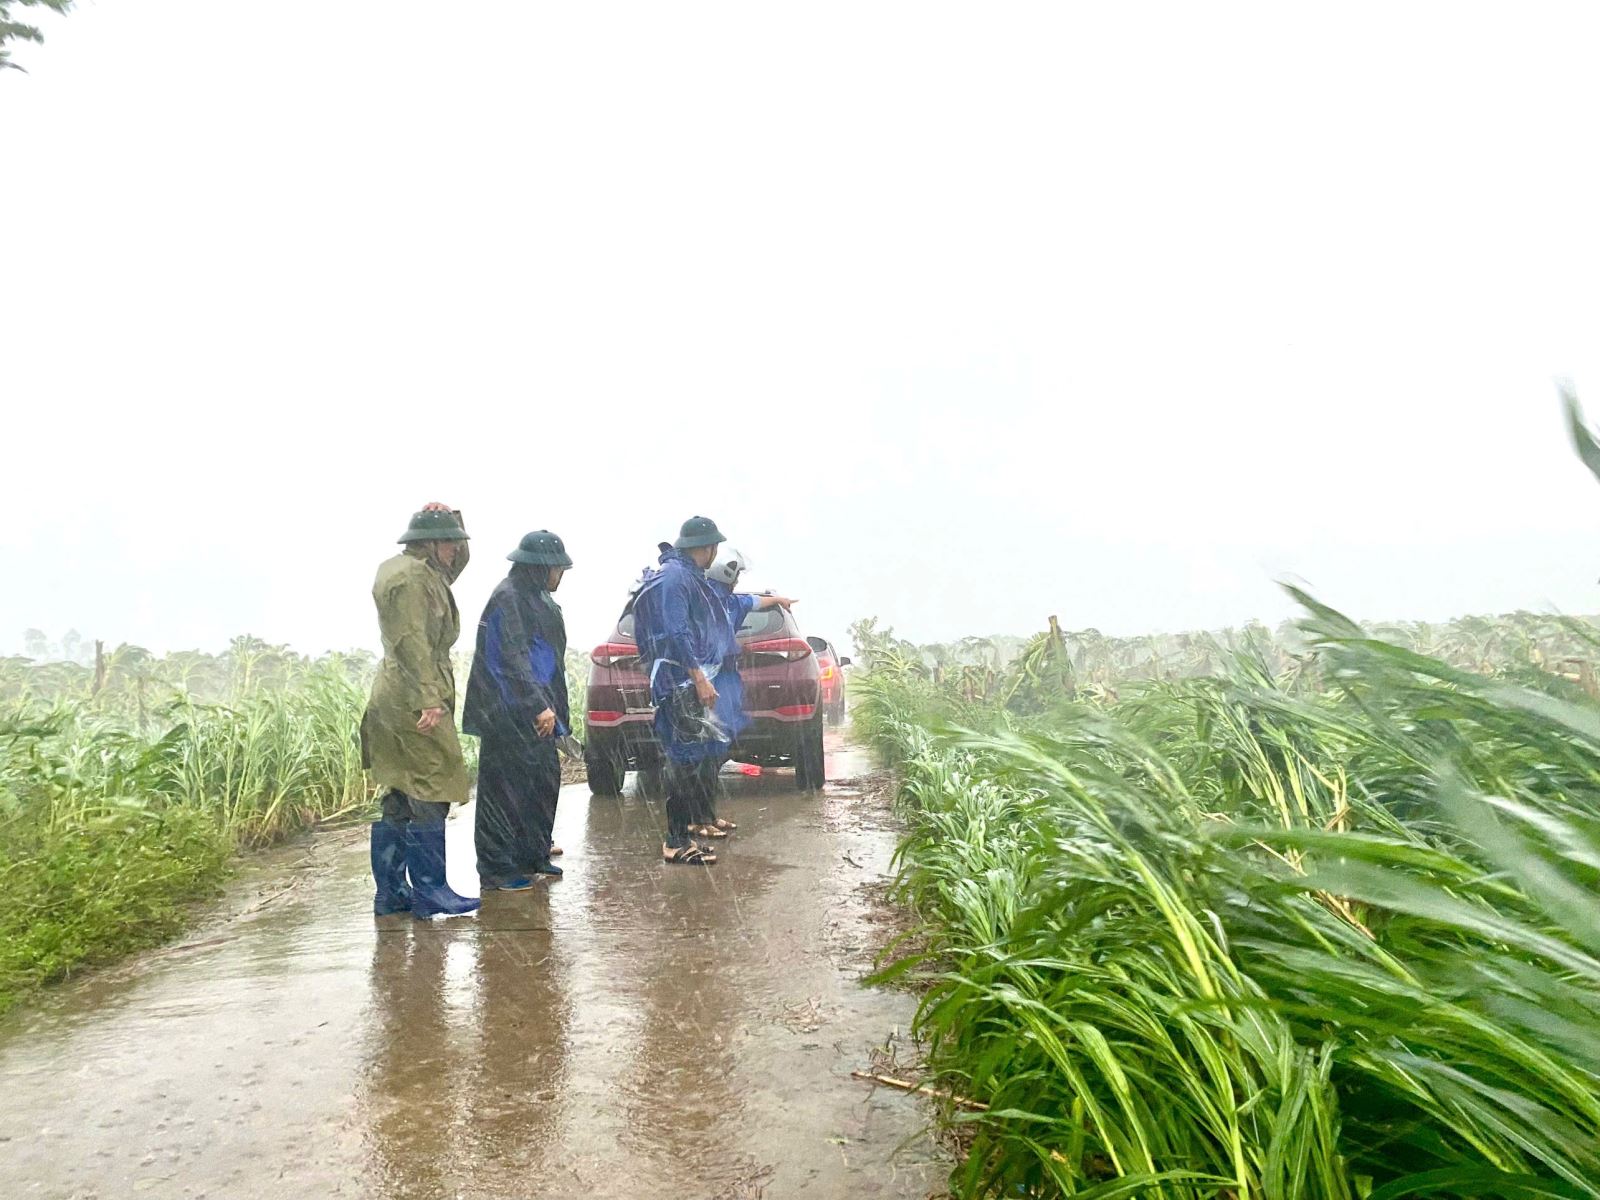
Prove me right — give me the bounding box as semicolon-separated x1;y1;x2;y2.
0;731;944;1199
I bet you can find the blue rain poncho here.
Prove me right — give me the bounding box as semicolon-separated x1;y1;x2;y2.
462;564;570;739
707;576;757;742
462;564;570;879
632;545;728;763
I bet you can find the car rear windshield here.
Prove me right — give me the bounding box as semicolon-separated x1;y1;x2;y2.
613;600;786;642
738;607;786;639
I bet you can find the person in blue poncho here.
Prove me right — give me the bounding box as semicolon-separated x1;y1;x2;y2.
632;517;793;865
463;530;575;888
699;547;796;839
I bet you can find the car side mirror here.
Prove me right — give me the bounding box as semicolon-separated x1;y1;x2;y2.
839;657;852;667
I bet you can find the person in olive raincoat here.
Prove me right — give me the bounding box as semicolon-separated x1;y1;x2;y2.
363;506;480;919
463;530;575;890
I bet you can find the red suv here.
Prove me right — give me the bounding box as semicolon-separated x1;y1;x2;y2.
585;601;826;794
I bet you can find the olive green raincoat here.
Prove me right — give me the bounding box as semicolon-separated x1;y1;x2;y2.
361;545;471;805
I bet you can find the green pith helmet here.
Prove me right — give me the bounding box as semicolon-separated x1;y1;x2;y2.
673;515;727;550
507;530;574;568
397;509;470;543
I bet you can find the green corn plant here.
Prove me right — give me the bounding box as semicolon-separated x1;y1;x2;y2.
864;590;1600;1199
0;647;382;1012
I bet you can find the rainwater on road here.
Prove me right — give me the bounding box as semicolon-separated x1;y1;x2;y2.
0;732;944;1199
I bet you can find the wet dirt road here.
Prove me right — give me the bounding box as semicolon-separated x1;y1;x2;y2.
0;732;943;1199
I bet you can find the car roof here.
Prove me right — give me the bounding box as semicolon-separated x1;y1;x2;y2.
611;598;801;643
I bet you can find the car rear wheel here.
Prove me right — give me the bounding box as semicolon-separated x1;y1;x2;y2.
585;737;626;796
794;714;826;790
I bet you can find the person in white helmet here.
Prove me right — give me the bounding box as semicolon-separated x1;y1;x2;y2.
697;548;796;837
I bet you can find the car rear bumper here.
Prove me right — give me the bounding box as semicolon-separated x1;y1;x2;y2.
585;710;652;730
586;707;818;766
729;711;816;764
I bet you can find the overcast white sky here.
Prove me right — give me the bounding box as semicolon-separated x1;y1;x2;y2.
5;2;1600;660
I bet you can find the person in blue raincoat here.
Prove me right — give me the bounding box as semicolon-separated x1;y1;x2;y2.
629;518;731;864
463;530;575;887
698;548;796;838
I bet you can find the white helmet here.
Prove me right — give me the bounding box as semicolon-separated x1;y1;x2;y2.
707;548;749;588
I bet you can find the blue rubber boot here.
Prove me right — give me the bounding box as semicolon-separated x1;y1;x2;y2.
482;876;537;892
404;821;480;919
370;820;413;916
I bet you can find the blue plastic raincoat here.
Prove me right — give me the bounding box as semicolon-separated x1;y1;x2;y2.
633;545;727;764
707;577;756;742
462;565;570;738
462;564;570;879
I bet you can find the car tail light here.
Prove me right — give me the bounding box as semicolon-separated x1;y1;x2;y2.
819;665;835;680
744;637;812;661
591;642;637;667
776;703;817;718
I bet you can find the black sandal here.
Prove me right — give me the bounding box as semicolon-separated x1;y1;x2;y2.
664;843;717;866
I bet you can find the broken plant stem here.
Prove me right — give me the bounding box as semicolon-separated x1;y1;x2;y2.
850;1070;989;1111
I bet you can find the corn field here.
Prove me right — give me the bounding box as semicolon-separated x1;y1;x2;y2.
0;645;378;1012
850;608;1600;709
855;593;1600;1199
0;635;594;1012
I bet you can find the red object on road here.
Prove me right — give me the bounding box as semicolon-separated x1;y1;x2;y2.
739;763;763;777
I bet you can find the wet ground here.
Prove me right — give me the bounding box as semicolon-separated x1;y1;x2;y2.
0;731;943;1199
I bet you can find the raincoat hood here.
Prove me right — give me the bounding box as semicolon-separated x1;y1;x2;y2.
509;561;556;593
656;543;702;572
406;540;471;585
